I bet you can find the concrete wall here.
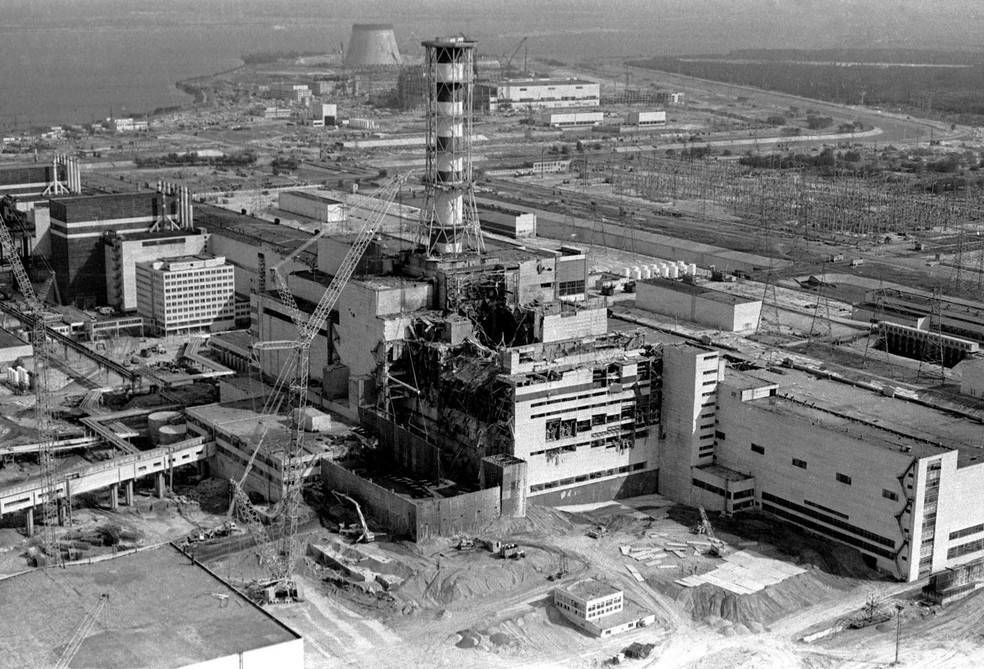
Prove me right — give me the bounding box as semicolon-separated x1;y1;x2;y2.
529;469;659;506
322;461;502;541
362;408;441;479
541;306;607;343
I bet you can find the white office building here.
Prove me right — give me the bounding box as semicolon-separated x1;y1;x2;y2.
135;255;235;336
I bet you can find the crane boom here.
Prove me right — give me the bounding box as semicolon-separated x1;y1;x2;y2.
0;198;58;560
233;173;411;601
54;594;109;669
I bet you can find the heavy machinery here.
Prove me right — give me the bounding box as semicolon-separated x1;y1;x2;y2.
691;505;730;557
0;196;59;561
228;173;410;603
332;491;375;544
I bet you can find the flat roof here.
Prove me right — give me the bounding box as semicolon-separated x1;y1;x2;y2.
641;277;760;306
873;286;984;312
564;578;621;601
187;400;355;458
745;366;984;465
196;204;319;262
0;543;299;669
501;78;596;86
282;190;343;205
113;229;200;242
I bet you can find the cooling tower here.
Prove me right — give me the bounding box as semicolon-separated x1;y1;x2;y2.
344;24;402;68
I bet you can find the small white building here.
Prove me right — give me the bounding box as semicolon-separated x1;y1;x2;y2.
553;579;655;637
135;254;235;336
540;110;604;128
626;110;667;126
956;358;984;399
109;117;149;132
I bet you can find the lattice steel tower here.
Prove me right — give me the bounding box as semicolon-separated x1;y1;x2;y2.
421;36;484;256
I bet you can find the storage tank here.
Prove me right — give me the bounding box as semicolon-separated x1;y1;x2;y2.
658;263;669;277
688;263;697;276
632;266;642;279
158;424;188;446
642;267;652;279
622;267;631;278
148;410;182;445
667;265;679;279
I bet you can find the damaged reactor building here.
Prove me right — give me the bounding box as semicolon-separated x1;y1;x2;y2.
195;37;665;541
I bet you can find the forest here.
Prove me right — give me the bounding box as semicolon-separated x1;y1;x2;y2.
630;49;984;123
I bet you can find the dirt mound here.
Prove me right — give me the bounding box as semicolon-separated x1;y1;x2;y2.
676;570;853;629
483;504;577;538
182;477;230;513
398;546;554;609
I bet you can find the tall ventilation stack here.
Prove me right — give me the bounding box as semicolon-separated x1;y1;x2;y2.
421;36;484;257
344;24;402;68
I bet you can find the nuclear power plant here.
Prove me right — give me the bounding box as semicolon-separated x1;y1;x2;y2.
2;8;984;669
343;23;402;69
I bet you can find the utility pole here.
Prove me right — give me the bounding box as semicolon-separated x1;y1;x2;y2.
893;602;904;665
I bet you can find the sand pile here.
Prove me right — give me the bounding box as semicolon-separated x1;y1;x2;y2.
398;547;553;608
676;570;853;629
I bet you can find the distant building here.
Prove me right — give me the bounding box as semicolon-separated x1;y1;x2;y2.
262;107;293;120
109;117;149;132
626;110;667;126
135;254;235;336
271;83;312;104
540;110;603;128
478;78;600;111
308;101;337;127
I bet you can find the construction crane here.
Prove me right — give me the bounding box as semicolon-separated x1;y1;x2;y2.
332;491;375;543
0;197;59;562
230;173;410;603
54;593;109;669
692;505;730;557
503;37;528;78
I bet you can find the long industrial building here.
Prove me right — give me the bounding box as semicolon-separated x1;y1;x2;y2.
477;78;601;111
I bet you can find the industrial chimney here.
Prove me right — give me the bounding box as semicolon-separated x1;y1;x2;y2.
420;36;483;256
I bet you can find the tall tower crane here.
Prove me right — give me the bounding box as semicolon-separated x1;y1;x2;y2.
0;196;59;560
231;173;411;603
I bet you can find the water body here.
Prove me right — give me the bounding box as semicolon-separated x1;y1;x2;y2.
1;0;980;128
